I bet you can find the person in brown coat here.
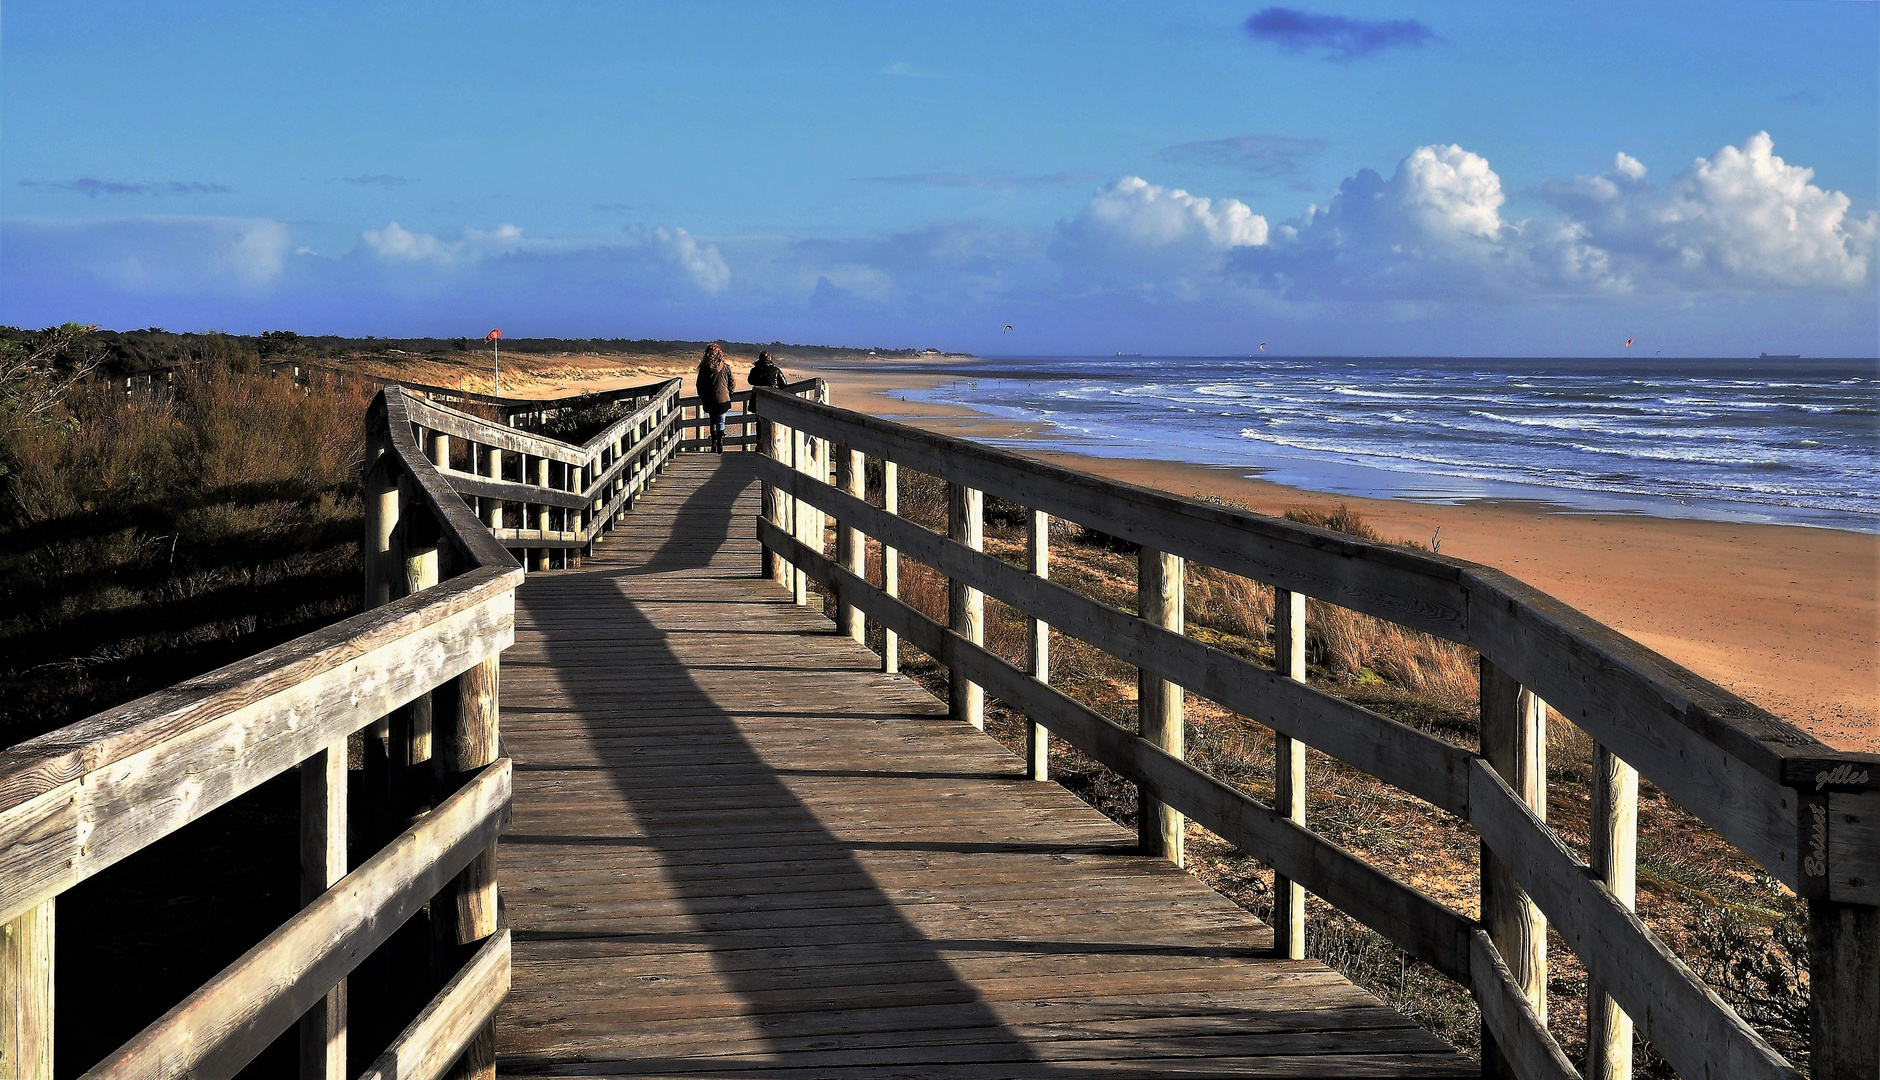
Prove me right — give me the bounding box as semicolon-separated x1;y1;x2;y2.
696;343;734;452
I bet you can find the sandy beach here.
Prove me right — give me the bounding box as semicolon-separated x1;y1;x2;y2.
811;361;1879;754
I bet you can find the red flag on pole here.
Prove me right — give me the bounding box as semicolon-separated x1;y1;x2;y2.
485;328;502;342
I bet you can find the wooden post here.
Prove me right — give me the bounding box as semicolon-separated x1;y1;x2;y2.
760;412;787;583
838;447;865;642
790;426;808;605
809;435;829;569
438;657;500;1080
1587;742;1637;1080
881;460;899;674
1137;549;1184;866
1027;509;1050;782
0;901;53;1080
1811;899;1880;1080
534;457;550;572
402;546;440;818
484;446;503;530
298;744;346;1080
576;460;591;563
1273;588;1307;959
430;430;450;470
365;453;399;608
947;482;984;730
1480;658;1548;1080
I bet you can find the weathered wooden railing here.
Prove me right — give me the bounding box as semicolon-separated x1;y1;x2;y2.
0;373;688;1078
752;388;1880;1080
397;378;683;572
0;388;530;1080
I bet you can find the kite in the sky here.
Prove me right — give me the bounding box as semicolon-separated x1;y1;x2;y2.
1625;338;1635;347
1258;343;1266;352
1003;325;1013;334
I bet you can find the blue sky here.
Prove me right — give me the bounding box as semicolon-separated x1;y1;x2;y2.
3;1;1875;355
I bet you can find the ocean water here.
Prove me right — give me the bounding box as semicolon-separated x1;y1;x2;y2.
893;356;1879;532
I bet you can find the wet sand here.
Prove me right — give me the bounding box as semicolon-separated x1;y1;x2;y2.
813;364;1879;753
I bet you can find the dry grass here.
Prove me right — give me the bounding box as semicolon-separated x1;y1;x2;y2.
0;355;382;1076
0;362;374;745
827;473;1810;1075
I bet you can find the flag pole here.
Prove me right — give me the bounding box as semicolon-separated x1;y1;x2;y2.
493;337;500;397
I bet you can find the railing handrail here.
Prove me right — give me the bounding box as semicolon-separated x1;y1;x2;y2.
750;386;1876;1080
0;381;569;1080
751;389;1874;883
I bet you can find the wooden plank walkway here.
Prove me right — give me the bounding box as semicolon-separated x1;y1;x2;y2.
494;453;1473;1078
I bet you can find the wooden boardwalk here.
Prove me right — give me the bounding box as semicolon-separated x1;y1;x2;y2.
494;453;1472;1078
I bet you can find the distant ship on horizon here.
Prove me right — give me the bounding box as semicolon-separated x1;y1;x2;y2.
1760;352;1803;360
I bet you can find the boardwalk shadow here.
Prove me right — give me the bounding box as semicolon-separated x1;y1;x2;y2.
509;457;1053;1075
604;452;754;575
502;456;1472;1079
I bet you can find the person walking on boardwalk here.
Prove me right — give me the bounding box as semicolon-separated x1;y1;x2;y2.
748;350;788;391
696;342;734;453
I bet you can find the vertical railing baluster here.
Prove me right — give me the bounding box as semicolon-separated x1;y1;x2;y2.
438;657;500;1080
790;425;808;606
947;481;984;729
1273;588;1307;959
838;447;865;642
1027;509;1050;781
0;900;55;1080
297;739;346;1080
365;445;400;607
1810;899;1880;1080
790;420;806;594
761;405;791;586
881;459;899;674
1480;658;1549;1080
484;445;502;531
533;457;551;572
1588;743;1638;1080
1138;548;1184;865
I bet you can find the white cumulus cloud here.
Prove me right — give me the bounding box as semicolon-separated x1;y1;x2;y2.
1054;177;1267;289
361;221;525;265
1395;144;1506;242
1246;133;1873;299
1542;132;1876;291
1076;176;1269;249
1244;143;1521;298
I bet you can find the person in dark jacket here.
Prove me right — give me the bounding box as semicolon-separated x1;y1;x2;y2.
696;343;734;452
748;350;787;390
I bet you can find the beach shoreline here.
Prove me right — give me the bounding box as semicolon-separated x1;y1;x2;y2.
809;359;1879;753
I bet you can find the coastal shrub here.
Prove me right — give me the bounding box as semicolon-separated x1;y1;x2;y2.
524;392;639;445
1282;502;1383;541
0;356;373;745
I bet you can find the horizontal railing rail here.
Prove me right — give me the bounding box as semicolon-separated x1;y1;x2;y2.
752;387;1879;1080
0;384;530;1079
391;378;684;570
